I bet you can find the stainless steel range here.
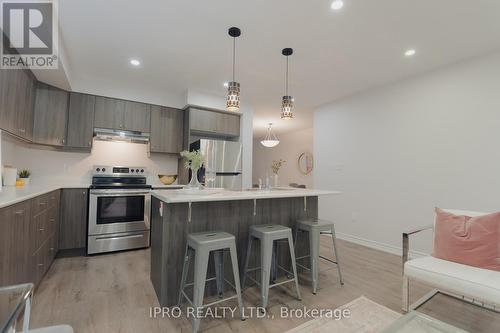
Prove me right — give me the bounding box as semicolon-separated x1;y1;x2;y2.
87;165;151;255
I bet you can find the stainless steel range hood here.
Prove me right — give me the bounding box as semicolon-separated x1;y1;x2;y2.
93;128;150;144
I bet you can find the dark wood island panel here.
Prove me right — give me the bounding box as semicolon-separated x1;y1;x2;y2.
150;196;318;307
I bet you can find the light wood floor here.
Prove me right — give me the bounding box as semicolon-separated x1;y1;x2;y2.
30;238;500;333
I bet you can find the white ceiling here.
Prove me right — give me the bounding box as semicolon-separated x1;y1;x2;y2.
56;0;500;136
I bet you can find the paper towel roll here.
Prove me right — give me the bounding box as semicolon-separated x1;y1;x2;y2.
3;167;17;186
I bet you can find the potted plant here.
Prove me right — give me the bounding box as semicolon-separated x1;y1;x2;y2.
271;159;286;188
18;169;31;185
180;150;204;189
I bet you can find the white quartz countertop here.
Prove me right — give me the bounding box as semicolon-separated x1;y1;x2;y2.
151;187;341;203
0;183;90;209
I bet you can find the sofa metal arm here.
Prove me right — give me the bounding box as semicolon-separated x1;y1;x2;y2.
402;224;433;273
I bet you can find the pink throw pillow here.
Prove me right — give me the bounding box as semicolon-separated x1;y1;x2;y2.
433;208;500;271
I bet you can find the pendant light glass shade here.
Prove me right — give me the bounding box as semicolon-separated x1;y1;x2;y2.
261;123;280;148
226;81;240;112
281;48;294;120
281;95;294;120
226;27;241;112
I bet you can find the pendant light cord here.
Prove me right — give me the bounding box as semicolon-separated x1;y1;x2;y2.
285;56;289;96
232;37;236;82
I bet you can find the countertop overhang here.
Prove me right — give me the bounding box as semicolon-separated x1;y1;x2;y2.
151;188;341;203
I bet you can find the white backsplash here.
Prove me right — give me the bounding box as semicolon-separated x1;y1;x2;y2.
1;132;179;186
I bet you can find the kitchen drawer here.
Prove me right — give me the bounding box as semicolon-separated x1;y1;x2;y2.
31;238;51;285
48;190;60;209
31;210;49;255
32;193;50;215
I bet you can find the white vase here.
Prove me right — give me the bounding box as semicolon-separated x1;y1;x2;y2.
273;174;279;188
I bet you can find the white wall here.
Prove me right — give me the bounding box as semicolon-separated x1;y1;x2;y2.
1;133;178;187
253;128;314;188
314;52;500;256
185;90;254;189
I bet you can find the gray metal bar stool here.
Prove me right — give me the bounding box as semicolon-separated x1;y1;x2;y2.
178;231;244;333
294;218;344;294
242;224;301;309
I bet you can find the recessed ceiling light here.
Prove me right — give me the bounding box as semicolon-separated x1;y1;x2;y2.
404;49;416;57
223;82;229;88
331;0;344;10
130;59;141;66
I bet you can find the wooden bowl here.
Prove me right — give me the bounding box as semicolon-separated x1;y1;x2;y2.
158;174;178;185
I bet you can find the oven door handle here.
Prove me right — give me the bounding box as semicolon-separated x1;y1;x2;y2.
90;190;151;196
95;234;145;241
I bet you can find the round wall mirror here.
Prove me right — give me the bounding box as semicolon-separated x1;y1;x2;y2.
298;152;313;175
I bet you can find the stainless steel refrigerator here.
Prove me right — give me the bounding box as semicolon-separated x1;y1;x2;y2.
189;139;242;190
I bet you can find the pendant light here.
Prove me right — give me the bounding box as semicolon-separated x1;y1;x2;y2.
281;48;294;120
226;27;241;112
261;123;280;148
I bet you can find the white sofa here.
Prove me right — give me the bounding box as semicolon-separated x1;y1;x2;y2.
402;209;500;313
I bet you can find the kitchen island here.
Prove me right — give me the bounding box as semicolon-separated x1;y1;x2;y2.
150;188;340;306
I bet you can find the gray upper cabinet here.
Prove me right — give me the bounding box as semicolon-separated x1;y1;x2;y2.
189;108;240;137
15;70;36;141
150;106;183;153
94;97;151;132
217;112;240;137
33;82;69;146
190;108;217;133
0;68;36;141
124;101;150;132
66;93;95;149
94;96;125;130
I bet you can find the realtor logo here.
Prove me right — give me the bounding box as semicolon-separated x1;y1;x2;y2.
1;0;58;69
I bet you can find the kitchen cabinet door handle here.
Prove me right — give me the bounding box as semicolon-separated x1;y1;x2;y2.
49;219;55;222
15;210;24;215
39;202;47;206
19;129;25;133
61;139;66;144
38;263;44;267
83;191;86;195
39;228;45;231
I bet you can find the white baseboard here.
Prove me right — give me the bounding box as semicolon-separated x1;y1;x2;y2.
335;232;428;259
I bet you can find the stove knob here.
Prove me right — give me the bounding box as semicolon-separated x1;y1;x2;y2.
102;168;106;172
141;169;144;173
131;169;135;172
96;168;100;172
136;169;139;173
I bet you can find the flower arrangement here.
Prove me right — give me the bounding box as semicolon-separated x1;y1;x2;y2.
180;150;205;189
18;169;31;178
271;159;286;175
180;150;204;170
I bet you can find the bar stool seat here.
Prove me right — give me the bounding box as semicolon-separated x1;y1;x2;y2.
179;231;244;333
295;218;344;294
242;224;301;309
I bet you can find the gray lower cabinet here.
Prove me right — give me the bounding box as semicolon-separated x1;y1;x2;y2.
0;190;60;287
59;188;88;250
189;108;240;137
150;106;183;153
33;82;69;146
0;201;31;286
124;101;151;132
0;67;36;141
66;93;95;149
